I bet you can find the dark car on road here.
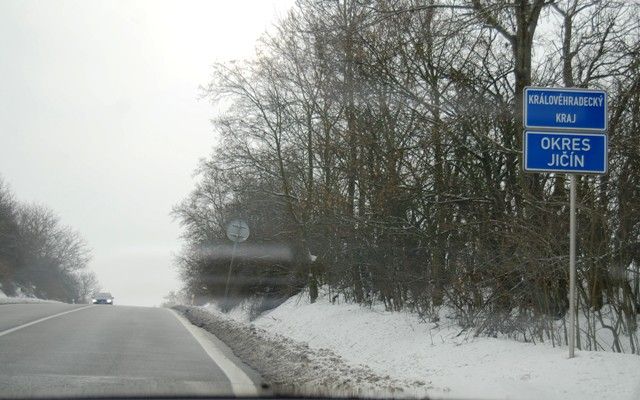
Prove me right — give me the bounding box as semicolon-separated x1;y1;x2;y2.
92;292;114;305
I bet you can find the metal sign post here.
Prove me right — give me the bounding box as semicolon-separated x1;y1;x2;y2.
223;241;238;305
569;174;576;358
223;219;250;307
523;87;608;359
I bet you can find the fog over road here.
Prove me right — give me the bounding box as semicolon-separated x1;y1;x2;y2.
0;303;260;397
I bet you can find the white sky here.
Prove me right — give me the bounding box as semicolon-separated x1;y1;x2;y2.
0;0;294;306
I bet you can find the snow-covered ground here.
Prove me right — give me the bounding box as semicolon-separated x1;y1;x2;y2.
199;292;640;400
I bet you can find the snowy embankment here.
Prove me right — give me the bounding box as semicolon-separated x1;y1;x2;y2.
0;289;60;304
190;291;640;400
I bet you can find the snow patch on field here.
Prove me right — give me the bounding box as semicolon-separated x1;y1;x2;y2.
202;293;640;400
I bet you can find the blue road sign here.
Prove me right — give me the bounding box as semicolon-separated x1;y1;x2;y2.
524;131;607;174
524;87;607;131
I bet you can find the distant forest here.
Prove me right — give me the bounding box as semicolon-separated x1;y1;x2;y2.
0;177;97;302
173;1;639;352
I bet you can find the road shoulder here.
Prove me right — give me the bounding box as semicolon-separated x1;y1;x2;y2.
169;308;262;397
171;305;416;398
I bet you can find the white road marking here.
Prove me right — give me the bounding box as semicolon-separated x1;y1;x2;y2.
169;309;259;397
0;305;94;338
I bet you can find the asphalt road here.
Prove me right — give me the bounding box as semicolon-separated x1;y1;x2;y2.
0;303;260;398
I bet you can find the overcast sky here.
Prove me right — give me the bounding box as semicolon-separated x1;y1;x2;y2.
0;0;294;306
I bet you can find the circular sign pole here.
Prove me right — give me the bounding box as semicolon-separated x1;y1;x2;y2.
223;219;250;307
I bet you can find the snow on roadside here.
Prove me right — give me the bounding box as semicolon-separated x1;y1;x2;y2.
203;301;252;323
0;288;60;304
201;292;640;400
175;305;422;398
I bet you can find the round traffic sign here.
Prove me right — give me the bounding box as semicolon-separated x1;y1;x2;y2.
226;219;250;243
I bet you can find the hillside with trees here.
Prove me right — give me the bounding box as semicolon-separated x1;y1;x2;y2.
0;177;97;302
173;0;640;352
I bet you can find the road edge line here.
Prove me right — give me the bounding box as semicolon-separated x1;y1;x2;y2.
168;308;259;397
0;305;94;338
